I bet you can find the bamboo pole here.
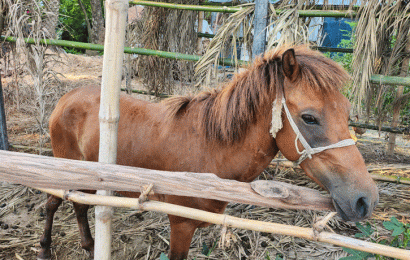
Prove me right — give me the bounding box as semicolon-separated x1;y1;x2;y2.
0;36;243;67
348;122;409;134
129;1;358;17
387;26;410;155
37;188;410;260
0;73;8;151
3;35;410;87
96;0;128;259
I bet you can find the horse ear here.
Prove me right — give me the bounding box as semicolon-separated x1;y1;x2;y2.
282;49;300;82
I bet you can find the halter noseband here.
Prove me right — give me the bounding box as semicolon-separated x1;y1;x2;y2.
280;98;356;165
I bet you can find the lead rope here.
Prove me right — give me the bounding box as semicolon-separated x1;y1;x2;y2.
280;98;356;166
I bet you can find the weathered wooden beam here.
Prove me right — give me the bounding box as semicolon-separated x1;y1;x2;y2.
0;150;334;211
252;0;269;59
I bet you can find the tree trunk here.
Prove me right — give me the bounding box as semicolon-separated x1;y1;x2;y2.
387;23;410;155
78;0;92;42
44;0;60;39
90;0;105;45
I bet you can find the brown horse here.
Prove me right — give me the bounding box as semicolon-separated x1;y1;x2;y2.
38;46;379;260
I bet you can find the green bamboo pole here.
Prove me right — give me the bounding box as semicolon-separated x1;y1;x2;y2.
370;74;410;87
349;122;409;134
129;0;243;13
0;35;245;67
4;35;410;87
129;1;357;17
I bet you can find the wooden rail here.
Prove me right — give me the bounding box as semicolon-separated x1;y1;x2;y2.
0;150;334;211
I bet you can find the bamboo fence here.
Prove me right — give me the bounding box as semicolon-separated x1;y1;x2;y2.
2;35;410;87
0;149;409;259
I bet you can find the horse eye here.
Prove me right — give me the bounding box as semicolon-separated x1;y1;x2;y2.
302;114;319;125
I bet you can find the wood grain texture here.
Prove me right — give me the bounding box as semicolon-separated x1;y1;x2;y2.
0;150;334;211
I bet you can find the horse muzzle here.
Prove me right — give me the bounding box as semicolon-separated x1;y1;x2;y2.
331;187;379;222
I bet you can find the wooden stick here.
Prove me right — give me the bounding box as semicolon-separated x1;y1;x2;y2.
0;150;334;211
96;0;128;259
38;188;410;260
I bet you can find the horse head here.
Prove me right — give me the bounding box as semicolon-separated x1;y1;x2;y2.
272;47;378;222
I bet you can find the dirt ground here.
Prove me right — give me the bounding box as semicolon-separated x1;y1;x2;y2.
0;52;409;260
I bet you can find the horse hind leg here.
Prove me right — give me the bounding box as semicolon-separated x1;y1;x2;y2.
73;199;95;258
38;195;63;260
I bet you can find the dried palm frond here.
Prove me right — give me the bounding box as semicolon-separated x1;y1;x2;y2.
5;0;63;154
266;2;311;50
195;4;254;87
134;0;199;96
351;0;410;114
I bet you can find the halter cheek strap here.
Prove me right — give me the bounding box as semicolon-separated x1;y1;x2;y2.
280;98;356;165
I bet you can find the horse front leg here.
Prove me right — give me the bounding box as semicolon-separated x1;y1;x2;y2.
38;195;62;260
73;202;95;258
168;215;200;260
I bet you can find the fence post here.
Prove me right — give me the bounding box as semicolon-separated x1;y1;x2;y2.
95;0;128;259
252;0;269;59
0;74;8;151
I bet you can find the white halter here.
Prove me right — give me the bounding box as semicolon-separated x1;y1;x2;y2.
278;97;356;165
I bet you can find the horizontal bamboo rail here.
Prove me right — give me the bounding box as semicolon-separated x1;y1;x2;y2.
273;161;410;185
2;35;410;87
0;150;334;211
370;74;410;87
36;188;410;260
349;122;409;134
0;36;244;67
129;0;358;17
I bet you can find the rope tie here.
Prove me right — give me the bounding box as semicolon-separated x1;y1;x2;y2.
280;98;355;165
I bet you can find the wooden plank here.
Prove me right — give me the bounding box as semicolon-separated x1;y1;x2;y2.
0;150;334;211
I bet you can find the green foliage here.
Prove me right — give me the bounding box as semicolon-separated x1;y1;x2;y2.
160;252;170;260
354;222;374;238
59;0;91;53
201;239;218;257
340;247;373;260
331;21;356;73
340;218;410;260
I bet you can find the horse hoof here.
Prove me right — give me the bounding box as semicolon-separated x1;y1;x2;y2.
37;248;51;260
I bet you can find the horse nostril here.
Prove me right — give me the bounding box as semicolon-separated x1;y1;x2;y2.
355;197;369;218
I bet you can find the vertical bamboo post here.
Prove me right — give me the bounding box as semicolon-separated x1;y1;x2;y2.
0;73;8;151
95;0;128;259
197;11;204;50
252;0;269;60
387;27;410;155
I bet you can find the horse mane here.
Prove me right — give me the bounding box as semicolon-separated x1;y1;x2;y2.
163;45;350;144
